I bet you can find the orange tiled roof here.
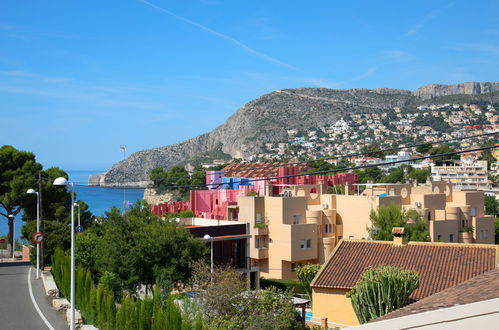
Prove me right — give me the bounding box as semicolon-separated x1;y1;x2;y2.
373;268;499;321
222;162;288;178
312;240;497;301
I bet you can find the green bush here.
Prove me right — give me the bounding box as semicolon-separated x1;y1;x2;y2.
52;247;195;329
259;278;306;294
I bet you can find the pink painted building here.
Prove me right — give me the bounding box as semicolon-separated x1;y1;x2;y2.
152;165;358;220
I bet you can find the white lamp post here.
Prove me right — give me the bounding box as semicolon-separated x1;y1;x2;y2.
74;203;80;227
27;188;40;279
203;234;214;273
9;214;15;260
53;177;75;330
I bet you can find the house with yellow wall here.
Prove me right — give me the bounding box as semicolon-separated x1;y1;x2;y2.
309;236;498;328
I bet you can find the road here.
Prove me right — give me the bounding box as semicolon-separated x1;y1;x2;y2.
0;262;67;330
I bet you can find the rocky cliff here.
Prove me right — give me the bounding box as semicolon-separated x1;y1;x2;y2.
414;81;499;100
91;81;498;186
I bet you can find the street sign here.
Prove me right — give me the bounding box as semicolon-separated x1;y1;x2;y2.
32;232;44;244
0;238;5;244
75;225;84;233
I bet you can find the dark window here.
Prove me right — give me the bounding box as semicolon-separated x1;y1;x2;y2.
449;234;454;242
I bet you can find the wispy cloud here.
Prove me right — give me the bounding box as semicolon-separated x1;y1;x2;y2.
137;0;296;69
0;70;165;111
382;50;415;61
241;67;377;90
333;67;378;87
405;2;455;36
454;43;499;55
0;70;73;83
246;17;280;41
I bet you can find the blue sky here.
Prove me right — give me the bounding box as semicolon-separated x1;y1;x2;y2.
1;0;498;171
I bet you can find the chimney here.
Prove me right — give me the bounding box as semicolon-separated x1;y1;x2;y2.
392;227;405;246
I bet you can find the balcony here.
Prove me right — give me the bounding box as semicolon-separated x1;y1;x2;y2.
253;223;269;235
255;248;268;259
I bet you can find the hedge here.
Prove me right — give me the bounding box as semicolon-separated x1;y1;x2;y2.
51;247;195;329
259;278;306;294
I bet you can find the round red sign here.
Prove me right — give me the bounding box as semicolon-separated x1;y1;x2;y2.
32;232;44;244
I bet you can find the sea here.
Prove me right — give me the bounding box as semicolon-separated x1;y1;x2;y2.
0;170;145;241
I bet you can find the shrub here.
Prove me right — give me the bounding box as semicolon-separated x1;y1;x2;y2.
346;265;419;324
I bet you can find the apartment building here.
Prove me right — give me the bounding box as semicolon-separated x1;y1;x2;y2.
431;159;491;190
349;181;494;244
238;184;340;279
237;181;494;280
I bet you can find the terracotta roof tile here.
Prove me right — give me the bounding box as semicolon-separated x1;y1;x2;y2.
223;162;287;178
373;268;499;321
312;240;497;301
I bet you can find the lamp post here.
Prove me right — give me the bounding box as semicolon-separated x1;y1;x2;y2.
203;234;214;273
53;177;75;330
9;214;15;260
27;188;40;279
119;145;126;214
74;203;80;227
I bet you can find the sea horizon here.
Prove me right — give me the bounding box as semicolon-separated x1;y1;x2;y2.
0;169;145;241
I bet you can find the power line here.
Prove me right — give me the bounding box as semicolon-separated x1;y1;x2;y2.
149;131;499;182
220;131;499;175
72;144;499;190
34;131;499;186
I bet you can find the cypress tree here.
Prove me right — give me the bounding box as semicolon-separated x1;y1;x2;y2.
96;284;105;327
87;287;97;325
105;288;116;329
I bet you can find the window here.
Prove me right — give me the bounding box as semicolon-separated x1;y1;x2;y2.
255;237;260;249
324;224;332;233
479;230;488;239
449;234;454;242
291;263;296;272
437;235;441;241
306;239;311;248
300;240;305;249
293;214;302;224
427;211;431;221
470;208;477;217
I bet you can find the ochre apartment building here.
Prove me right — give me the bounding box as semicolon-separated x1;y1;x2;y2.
237;181;495;280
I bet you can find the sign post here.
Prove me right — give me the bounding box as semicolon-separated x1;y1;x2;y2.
32;232;44;244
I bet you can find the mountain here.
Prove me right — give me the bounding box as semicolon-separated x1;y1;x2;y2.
414;81;499;100
89;81;499;186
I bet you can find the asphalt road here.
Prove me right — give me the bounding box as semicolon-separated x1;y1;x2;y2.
0;262;67;330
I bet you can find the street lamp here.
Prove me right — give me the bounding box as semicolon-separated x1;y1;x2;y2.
74;203;80;227
8;214;15;260
53;177;75;330
203;234;214;273
27;188;40;279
